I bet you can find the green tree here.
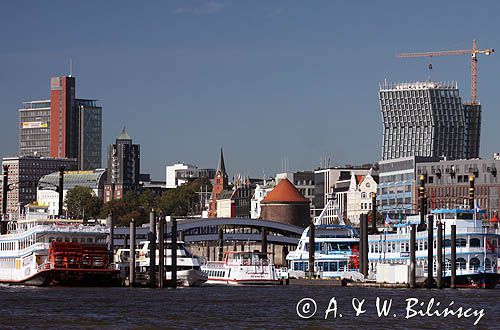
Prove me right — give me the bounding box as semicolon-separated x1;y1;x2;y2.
65;186;102;220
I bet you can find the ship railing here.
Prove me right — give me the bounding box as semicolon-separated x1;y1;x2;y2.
7;224;109;236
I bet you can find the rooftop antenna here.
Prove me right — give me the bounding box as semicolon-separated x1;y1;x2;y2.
69;58;73;77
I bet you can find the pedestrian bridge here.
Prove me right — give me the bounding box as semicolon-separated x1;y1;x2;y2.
167;217;304;246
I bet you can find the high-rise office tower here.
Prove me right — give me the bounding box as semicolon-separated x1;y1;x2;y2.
380;81;479;160
77;99;102;170
19;76;102;170
19;100;51;157
104;128;140;203
50;76;77;159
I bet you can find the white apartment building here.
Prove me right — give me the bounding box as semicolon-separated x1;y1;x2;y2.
346;171;378;225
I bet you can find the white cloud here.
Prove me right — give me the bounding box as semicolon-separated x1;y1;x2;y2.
173;1;225;15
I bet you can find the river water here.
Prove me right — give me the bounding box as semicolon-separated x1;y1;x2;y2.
0;285;498;329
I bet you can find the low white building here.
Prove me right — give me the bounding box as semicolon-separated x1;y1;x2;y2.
346;171;378;225
37;169;106;216
165;163;215;189
250;181;275;219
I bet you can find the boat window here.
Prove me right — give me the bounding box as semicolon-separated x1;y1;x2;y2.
485;258;492;271
469;238;481;247
424;241;428;250
64;237;70;242
56;237;62;242
456;238;466;247
87;238;93;243
80;238;86;243
49;237;55;242
456;258;466;270
469;257;480;270
72;238;78;242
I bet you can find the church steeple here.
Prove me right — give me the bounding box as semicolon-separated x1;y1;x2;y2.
208;147;229;217
216;147;227;176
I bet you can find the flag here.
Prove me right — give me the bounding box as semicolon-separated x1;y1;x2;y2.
385;214;391;226
474;199;481;213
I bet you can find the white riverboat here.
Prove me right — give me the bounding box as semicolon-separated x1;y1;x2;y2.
286;199;363;281
0;218;119;286
202;251;281;285
286;224;362;280
368;208;500;288
115;240;207;287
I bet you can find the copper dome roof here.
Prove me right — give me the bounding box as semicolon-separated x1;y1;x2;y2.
261;178;309;203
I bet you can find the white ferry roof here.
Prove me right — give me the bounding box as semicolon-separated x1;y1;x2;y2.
431;208;486;214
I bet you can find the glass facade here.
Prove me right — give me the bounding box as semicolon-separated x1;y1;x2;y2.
380;82;471;160
19;100;51;157
77;100;102;170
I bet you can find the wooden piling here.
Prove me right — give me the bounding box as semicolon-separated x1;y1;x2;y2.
308;220;315;278
158;212;164;288
426;214;434;289
149;210;157;288
129;218;136;287
171;218;177;288
361;214;369;277
409;224;416;288
261;227;267;253
451;224;457;289
436;221;443;289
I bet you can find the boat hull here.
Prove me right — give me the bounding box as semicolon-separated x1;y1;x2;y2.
443;273;500;289
206;278;281;285
0;268;121;287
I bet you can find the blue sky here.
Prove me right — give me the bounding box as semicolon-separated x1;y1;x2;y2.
1;1;499;179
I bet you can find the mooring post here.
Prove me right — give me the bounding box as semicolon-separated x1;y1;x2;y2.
1;165;9;234
418;175;426;231
129;218;136;287
58;166;64;218
308;220;315;278
362;214;369;277
469;175;475;210
107;213;114;263
409;224;416;288
358;214;364;274
158;211;164;288
218;226;224;261
171;217;177;288
149;209;157;288
261;227;268;254
451;224;457;289
436;221;443;289
426;214;434;289
206;241;210;262
371;192;378;234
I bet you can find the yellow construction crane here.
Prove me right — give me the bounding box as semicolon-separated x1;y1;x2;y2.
396;39;494;105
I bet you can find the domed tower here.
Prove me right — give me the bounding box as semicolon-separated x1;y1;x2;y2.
260;178;310;228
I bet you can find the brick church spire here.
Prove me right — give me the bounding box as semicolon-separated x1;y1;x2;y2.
208;147;229;217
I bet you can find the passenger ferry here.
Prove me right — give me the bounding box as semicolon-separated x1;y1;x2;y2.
286;199;363;281
0;218;120;286
368;208;500;288
115;240;207;287
286;224;361;280
202;251;280;285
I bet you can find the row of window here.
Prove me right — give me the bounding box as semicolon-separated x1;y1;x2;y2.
369;237;489;254
206;270;226;278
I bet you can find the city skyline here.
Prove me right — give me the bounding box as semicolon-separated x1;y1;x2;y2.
1;1;500;180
